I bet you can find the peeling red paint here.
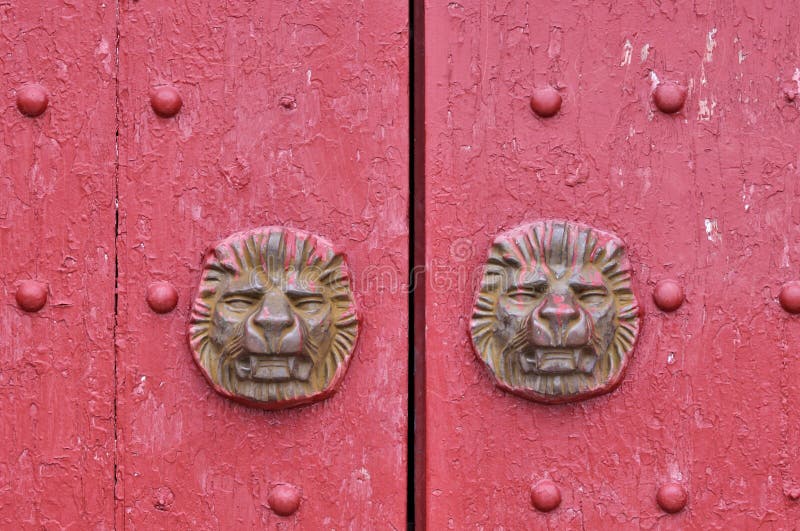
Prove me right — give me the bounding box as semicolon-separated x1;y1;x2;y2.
0;2;117;528
423;0;800;527
115;0;408;528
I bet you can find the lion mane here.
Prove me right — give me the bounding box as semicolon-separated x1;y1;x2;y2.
470;220;640;403
188;226;359;409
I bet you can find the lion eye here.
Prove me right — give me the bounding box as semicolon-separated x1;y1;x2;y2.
290;295;326;312
577;289;608;304
506;286;545;303
223;297;257;312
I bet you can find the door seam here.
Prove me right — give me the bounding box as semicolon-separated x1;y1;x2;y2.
112;0;121;529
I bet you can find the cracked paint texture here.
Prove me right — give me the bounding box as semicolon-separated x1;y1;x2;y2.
0;2;117;530
423;0;800;528
115;0;408;529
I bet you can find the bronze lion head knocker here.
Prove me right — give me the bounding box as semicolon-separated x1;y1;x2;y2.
471;220;640;403
189;227;359;409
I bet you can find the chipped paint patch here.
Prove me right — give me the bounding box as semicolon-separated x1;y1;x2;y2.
704;218;721;243
783;236;791;268
698;97;716;121
649;70;660;91
734;35;746;63
668;462;684;481
741;183;753;212
620;39;632;66
705;28;718;62
94;37;112;74
640;43;650;63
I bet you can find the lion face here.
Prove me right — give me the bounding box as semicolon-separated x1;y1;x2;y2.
471;221;639;403
189;227;358;409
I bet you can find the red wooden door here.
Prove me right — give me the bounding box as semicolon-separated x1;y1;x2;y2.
1;1;409;528
114;0;409;528
0;3;117;528
420;1;800;528
9;1;800;529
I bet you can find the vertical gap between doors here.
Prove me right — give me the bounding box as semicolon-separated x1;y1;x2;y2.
407;0;415;523
409;0;426;528
112;0;121;528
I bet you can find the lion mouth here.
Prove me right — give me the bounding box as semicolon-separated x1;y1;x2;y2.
519;348;596;375
234;354;313;382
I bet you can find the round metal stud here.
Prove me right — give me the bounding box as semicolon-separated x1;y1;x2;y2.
16;280;48;312
656;482;687;513
529;87;562;118
779;282;800;314
146;281;179;314
653;82;687;114
268;484;301;517
150;86;182;118
786;487;800;501
16;84;49;117
653;279;684;312
530;479;561;512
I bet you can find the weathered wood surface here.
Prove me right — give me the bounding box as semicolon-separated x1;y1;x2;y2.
116;1;409;528
422;1;800;527
0;2;117;528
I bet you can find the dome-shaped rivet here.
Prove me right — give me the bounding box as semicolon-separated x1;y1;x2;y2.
779;281;800;313
146;281;179;314
656;482;688;513
150;86;182;118
653;82;687;114
268;484;301;517
653;279;684;312
529;87;562;118
16;280;48;312
16;84;49;117
530;479;561;512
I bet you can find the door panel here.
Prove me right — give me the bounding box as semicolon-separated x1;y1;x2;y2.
116;1;408;528
0;3;117;529
422;1;800;527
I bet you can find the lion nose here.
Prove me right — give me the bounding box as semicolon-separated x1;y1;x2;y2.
539;294;580;325
246;292;303;355
252;295;295;334
533;293;582;346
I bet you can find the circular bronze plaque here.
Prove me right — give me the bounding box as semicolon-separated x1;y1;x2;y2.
188;226;359;409
470;220;640;403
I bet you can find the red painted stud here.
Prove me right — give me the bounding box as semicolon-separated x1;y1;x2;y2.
786;487;800;501
268;484;301;517
15;280;48;312
530;479;561;512
529;87;562;118
16;84;49;117
150;86;182;118
653;82;687;114
779;281;800;314
653;279;684;312
146;281;179;314
656;482;688;513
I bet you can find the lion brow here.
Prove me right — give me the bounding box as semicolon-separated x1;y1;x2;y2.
222;286;265;298
285;287;323;297
510;278;548;290
568;279;607;291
